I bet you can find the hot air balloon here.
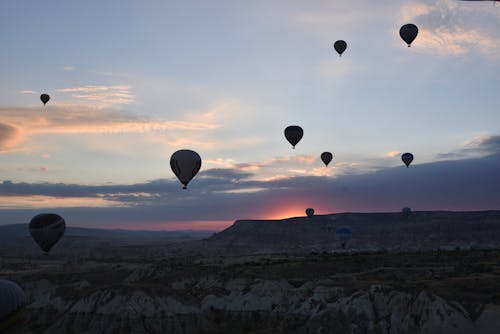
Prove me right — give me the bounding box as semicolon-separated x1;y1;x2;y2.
284;126;303;149
335;226;352;249
401;153;414;168
0;279;26;333
29;213;66;253
170;149;202;189
40;94;50;106
321;152;333;166
399;24;418;47
333;40;347;56
306;208;314;218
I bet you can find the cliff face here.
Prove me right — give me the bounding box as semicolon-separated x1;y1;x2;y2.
205;211;500;255
22;279;500;334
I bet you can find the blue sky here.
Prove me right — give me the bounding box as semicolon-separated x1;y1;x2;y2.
0;0;499;230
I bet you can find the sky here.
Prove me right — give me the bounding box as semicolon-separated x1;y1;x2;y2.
0;0;499;230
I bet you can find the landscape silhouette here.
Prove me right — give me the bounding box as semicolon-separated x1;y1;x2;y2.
1;1;499;333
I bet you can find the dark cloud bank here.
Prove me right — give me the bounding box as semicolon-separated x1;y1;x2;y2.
1;138;499;230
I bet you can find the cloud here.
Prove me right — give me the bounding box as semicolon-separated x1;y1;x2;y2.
0;105;222;152
1;145;499;230
0;195;125;209
399;0;500;58
55;85;135;106
0;123;22;151
63;66;75;71
386;151;401;158
199;168;253;181
436;135;500;160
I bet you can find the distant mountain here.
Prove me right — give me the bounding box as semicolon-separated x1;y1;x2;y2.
0;223;215;239
200;210;500;255
0;224;215;258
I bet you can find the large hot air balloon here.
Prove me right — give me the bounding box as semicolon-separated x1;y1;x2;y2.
170;149;202;189
321;152;333;166
306;208;314;218
0;279;26;333
399;24;418;47
29;213;66;253
40;94;50;106
284;126;303;149
335;226;352;249
401;152;414;168
333;40;347;56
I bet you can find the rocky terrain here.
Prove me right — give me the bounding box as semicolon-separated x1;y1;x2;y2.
1;210;500;333
1;249;500;333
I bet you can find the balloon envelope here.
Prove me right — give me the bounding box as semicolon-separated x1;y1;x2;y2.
170;149;202;189
40;94;50;105
29;213;66;253
335;226;352;239
401;152;414;167
0;279;26;331
334;40;347;56
306;208;314;217
321;152;333;166
335;226;352;248
284;126;303;149
400;24;418;47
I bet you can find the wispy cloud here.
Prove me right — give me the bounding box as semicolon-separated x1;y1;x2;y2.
0;105;222;142
55;85;135;106
0;123;22;152
63;66;75;71
436;135;500;160
0;195;126;209
399;0;500;58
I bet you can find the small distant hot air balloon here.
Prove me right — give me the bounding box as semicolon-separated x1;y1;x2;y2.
170;149;202;189
40;94;50;106
399;24;418;47
306;208;314;218
29;213;66;253
284;126;303;149
333;40;347;56
401;153;414;168
321;152;333;166
0;279;26;332
335;226;352;249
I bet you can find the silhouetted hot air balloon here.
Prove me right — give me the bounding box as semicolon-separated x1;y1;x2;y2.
401;152;414;168
29;213;66;253
40;94;50;106
170;149;202;189
0;279;26;333
399;24;418;47
306;208;314;218
335;226;352;249
321;152;333;166
333;40;347;56
284;126;303;149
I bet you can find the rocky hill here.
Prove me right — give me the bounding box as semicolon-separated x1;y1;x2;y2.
200;211;500;255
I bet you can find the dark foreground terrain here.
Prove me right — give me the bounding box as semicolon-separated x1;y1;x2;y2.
2;249;500;333
2;211;500;333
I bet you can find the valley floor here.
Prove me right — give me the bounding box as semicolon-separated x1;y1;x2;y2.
2;249;500;333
